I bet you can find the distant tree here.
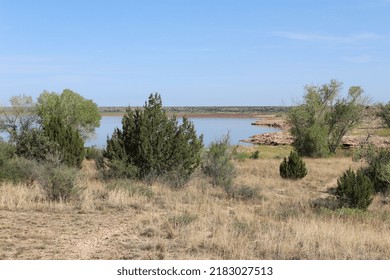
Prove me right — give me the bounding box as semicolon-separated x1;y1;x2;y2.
0;94;38;143
36;89;101;140
377;102;390;128
287;80;368;157
102;93;203;186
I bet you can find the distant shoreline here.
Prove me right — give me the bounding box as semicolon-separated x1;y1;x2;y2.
100;112;260;118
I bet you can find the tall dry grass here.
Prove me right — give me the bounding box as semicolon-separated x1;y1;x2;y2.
1;155;389;260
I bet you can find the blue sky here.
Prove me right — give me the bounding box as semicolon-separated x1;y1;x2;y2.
0;0;389;106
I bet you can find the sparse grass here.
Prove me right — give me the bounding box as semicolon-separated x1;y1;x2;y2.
0;154;389;260
232;145;292;162
376;128;390;137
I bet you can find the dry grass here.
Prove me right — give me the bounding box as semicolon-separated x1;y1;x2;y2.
1;155;390;260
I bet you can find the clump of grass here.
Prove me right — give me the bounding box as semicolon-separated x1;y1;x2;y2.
106;179;154;199
168;213;198;228
230;185;260;201
377;128;390;137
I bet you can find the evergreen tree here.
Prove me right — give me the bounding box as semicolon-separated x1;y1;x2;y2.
103;93;203;185
279;150;307;180
44;115;85;168
336;168;373;210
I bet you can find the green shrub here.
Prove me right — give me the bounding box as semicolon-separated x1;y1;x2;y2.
354;145;390;195
250;150;260;159
160;165;194;189
362;147;390;195
102;94;203;186
335;168;373;210
35;163;79;201
202;134;236;192
14;115;85;168
84;146;103;161
0;156;37;184
15;128;58;162
0;141;16;164
377;102;390;128
96;154;138;180
279;150;307;180
43;115;85;168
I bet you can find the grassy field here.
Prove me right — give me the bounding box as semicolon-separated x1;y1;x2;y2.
1;146;390;260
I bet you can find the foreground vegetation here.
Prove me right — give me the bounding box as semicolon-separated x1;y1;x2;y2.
1;149;390;260
1;84;390;260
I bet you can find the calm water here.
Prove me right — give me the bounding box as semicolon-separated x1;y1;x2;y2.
86;116;280;148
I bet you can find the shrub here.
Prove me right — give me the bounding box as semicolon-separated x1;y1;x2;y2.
15;128;58;162
0;141;15;164
14;115;85;168
230;185;259;201
362;147;390;195
250;150;260;159
0;156;37;184
84;146;103;161
279;150;307;180
377;102;390;128
101;94;203;186
202;134;236;192
335;168;373;210
96;156;138;180
35;163;79;201
0;142;37;184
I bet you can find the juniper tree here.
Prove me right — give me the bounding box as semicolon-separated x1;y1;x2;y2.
102;93;203;186
43;115;85;168
336;168;373;210
279;150;307;180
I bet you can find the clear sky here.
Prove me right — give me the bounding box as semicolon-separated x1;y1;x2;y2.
0;0;389;106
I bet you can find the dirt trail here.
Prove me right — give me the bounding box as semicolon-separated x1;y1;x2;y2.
0;209;144;259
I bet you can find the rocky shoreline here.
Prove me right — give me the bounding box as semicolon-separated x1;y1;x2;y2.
246;115;390;148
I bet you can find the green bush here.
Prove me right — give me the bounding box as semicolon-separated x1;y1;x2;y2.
377;102;390;128
84;146;103;161
15;128;58;162
97;157;138;180
362;147;390;195
354;146;390;195
35;163;79;201
279;150;307;180
0;141;15;164
13;115;85;168
250;150;260;159
101;94;203;186
0;156;37;184
43;115;85;168
202;134;236;192
335;168;373;210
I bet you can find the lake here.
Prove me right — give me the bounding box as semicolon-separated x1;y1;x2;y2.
85;116;280;148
